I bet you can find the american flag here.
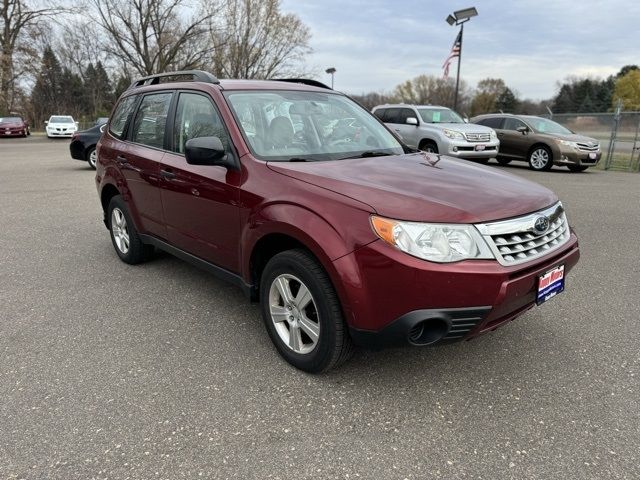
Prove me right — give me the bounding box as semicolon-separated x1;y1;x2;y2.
442;30;462;79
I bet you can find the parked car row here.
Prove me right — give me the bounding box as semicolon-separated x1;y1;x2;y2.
373;104;602;172
93;71;580;372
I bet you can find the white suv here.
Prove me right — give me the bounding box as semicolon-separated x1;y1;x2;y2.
45;115;78;138
373;105;499;162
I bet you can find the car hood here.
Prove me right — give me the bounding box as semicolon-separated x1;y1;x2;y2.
267;152;558;223
425;122;494;133
48;123;76;128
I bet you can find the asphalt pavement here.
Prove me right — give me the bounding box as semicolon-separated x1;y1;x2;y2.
1;136;638;479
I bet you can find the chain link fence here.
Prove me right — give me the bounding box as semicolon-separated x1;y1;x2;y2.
543;111;640;172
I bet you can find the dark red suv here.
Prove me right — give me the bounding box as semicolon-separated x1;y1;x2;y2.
95;71;580;372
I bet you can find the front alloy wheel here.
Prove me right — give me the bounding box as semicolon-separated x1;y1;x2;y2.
87;148;97;169
528;146;552;171
269;274;320;354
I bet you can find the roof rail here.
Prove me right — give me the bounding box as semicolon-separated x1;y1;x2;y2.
128;70;220;90
271;78;332;90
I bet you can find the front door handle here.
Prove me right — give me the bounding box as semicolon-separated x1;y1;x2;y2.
116;155;128;165
160;169;176;180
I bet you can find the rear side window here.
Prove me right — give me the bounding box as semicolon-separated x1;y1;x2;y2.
131;92;173;149
477;117;504;128
398;108;416;124
109;95;138;138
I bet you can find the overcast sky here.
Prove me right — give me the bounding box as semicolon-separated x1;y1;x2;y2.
280;0;640;100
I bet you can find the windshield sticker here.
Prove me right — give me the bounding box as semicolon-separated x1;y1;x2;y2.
432;112;441;123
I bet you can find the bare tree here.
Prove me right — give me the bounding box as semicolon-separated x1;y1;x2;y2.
210;0;311;79
392;74;470;112
0;0;60;113
88;0;217;76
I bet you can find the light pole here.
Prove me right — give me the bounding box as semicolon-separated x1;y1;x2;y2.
325;67;336;89
446;7;478;111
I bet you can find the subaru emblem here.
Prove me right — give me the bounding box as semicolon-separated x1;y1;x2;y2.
533;216;550;234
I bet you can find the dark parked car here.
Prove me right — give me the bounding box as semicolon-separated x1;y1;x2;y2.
70;123;105;169
96;70;580;372
0;116;29;137
471;114;601;172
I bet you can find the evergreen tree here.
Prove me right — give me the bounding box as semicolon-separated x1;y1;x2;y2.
30;46;65;125
495;87;519;113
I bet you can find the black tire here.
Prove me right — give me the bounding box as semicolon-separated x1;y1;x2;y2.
419;140;438;154
497;158;512;165
568;165;589;172
107;195;154;264
86;147;97;170
260;249;353;373
528;145;553;171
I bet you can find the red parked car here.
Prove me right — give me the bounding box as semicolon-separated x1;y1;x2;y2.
0;116;29;137
95;71;580;372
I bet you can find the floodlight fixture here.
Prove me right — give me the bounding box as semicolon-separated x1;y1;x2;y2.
446;14;456;25
453;7;478;22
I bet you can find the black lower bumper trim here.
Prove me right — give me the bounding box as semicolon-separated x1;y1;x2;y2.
349;306;492;349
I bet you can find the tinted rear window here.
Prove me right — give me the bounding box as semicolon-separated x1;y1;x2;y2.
476;117;503;128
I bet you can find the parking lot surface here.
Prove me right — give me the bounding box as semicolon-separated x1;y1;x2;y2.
1;137;638;479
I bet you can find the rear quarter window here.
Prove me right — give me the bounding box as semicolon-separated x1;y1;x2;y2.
109;95;138;138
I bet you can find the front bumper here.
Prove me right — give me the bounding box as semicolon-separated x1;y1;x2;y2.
1;128;27;137
47;129;76;137
554;148;602;167
445;139;500;159
334;233;580;349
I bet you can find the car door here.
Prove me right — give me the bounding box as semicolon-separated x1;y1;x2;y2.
392;108;420;147
118;92;172;239
498;117;531;159
159;91;242;273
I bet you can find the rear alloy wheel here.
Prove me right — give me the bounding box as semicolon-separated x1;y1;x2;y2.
87;147;97;170
568;165;589;172
497;158;512;165
528;146;553;171
107;195;154;264
260;249;353;373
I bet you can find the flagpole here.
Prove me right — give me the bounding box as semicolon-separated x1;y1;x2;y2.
454;23;463;111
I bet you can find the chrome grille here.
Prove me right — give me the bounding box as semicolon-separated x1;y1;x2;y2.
576;142;599;151
465;132;491;142
475;203;570;266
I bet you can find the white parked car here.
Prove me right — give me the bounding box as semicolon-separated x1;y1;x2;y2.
45;115;78;138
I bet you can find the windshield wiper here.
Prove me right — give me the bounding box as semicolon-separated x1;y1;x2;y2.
287;157;312;162
340;151;394;160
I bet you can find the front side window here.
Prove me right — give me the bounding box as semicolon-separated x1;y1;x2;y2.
109;95;138;138
503;118;528;131
131;92;172;148
173;93;231;154
224;90;404;161
417;108;464;124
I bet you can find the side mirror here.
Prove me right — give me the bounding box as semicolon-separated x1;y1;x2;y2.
406;117;418;126
517;126;529;135
185;136;233;168
44;121;48;124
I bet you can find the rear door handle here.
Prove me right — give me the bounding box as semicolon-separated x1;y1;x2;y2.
160;169;176;180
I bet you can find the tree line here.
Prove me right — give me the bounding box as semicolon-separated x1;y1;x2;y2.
352;65;639;117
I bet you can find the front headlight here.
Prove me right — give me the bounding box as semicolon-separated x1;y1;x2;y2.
371;216;494;263
443;129;465;140
557;139;578;149
490;130;497;140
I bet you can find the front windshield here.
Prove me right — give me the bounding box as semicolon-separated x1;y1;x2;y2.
417;108;464;124
50;116;74;123
527;117;573;135
224;90;404;161
0;117;22;124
